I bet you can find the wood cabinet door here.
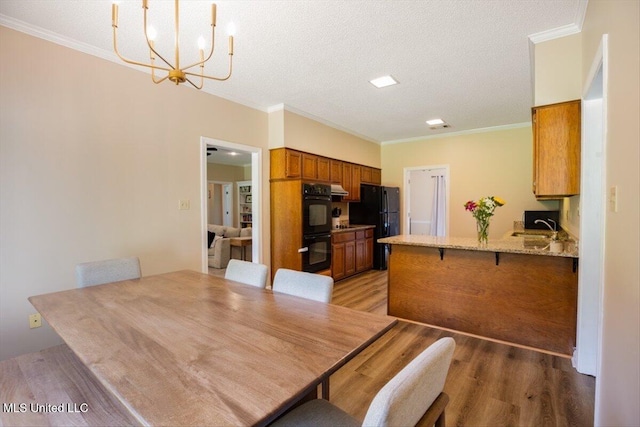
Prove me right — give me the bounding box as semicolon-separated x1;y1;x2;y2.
344;241;356;276
317;157;330;182
302;153;318;180
285;150;302;178
360;166;372;183
365;237;374;269
355;238;367;272
342;163;353;201
330;160;342;183
371;168;382;185
533;100;581;197
350;165;361;201
332;243;346;281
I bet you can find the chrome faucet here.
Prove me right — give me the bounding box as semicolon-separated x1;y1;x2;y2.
534;218;558;239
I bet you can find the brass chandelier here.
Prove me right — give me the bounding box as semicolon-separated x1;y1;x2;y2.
111;0;233;89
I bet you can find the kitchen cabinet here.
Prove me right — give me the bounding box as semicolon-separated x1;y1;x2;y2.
360;166;381;185
341;163;361;202
271;148;302;180
271;148;378;190
301;153;317;180
331;228;374;281
330;160;342;183
317;157;330;182
270;180;304;274
302;153;330;181
532;100;581;198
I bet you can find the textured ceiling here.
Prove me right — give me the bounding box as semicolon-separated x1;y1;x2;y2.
0;0;586;143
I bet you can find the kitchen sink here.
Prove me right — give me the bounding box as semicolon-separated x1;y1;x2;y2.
523;237;550;250
511;231;553;237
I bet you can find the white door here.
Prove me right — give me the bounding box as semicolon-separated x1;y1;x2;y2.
222;183;233;227
406;166;449;236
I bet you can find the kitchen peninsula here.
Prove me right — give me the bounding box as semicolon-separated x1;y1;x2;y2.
379;235;579;356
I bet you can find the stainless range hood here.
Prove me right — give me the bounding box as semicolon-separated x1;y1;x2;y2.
330;184;349;196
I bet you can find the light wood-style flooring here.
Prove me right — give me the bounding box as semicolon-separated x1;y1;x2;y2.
328;270;595;427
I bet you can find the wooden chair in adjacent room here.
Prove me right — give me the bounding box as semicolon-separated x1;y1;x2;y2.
271;268;334;303
224;259;268;288
75;257;141;288
271;337;456;427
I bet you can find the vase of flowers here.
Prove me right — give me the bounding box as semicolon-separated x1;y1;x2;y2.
464;196;506;245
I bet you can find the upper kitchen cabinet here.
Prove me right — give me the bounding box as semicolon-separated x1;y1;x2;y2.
360;166;382;185
271;148;302;180
302;153;330;181
330;160;343;183
341;163;361;202
532;100;581;198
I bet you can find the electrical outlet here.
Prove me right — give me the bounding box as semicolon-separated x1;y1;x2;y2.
178;199;190;210
29;313;42;329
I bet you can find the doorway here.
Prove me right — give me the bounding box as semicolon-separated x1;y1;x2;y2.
404;165;450;236
200;137;263;272
208;181;233;226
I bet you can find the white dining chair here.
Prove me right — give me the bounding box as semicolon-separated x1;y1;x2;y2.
224;259;268;288
75;257;141;288
271;337;456;427
272;269;334;303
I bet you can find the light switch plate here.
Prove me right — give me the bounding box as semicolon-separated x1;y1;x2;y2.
178;200;190;210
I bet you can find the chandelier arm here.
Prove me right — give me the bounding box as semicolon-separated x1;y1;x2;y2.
143;3;176;70
184;56;233;81
181;25;216;71
152;73;170;84
185;76;204;90
113;27;173;72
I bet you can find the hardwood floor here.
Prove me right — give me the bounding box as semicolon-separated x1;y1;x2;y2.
329;270;595;427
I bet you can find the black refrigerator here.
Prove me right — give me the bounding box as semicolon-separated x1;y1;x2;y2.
349;184;400;270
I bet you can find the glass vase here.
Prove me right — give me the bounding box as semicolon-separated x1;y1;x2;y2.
476;219;490;246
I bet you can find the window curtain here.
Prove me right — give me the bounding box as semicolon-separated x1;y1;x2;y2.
430;175;446;236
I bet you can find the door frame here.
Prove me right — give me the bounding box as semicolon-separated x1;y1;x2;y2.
403;165;450;236
576;35;608;392
200;137;263;272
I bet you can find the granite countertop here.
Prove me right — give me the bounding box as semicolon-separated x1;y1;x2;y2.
331;224;375;234
378;234;579;258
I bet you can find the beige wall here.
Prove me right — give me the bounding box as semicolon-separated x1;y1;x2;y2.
0;27;269;360
281;110;381;167
581;1;640;425
534;33;582;106
206;163;246;183
381;126;558;238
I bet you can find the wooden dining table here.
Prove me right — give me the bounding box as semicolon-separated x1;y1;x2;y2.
28;270;397;426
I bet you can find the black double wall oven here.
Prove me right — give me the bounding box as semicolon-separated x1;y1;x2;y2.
301;183;332;273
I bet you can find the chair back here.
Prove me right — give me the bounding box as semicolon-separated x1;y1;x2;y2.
75;257;141;288
225;259;268;288
362;337;456;426
272;269;333;303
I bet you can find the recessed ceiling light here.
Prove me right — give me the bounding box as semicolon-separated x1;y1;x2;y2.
426;118;445;126
369;75;398;88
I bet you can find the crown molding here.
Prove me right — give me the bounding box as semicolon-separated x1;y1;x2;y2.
268;104;380;144
381;122;531;146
